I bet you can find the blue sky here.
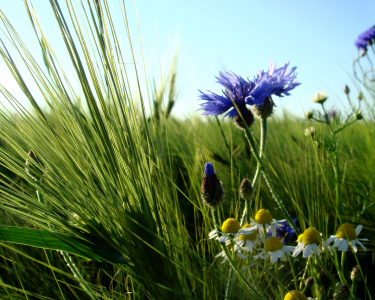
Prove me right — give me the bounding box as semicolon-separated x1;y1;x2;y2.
1;1;374;119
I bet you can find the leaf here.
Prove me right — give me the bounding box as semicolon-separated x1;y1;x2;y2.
0;226;126;264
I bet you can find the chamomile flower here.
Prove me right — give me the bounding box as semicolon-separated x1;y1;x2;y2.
254;236;295;263
249;209;284;236
326;224;368;252
284;290;317;300
293;227;331;258
215;241;247;264
209;218;254;243
235;224;262;252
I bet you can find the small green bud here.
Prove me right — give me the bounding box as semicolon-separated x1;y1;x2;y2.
354;110;363;120
310;91;328;105
305;111;313;120
357;92;364;101
239;179;253;200
344;85;350;95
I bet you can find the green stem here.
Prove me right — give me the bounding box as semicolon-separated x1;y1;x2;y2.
315;255;336;285
334;251;347;285
211;209;264;300
341;251;347;281
276;262;284;299
288;256;298;290
244;128;298;233
240;118;267;225
61;251;100;300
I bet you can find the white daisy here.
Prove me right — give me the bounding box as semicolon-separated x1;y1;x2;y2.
209;218;254;243
215;241;247;264
254;236;295;263
326;224;368;253
293;227;332;258
248;209;285;236
235;224;263;252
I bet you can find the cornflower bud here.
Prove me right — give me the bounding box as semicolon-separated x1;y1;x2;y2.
333;283;350;300
344;85;350;95
305;277;314;289
305;111;313;120
253;97;275;119
319;269;330;288
201;162;224;208
233;108;254;130
239;178;253;200
350;265;361;282
357;92;364;101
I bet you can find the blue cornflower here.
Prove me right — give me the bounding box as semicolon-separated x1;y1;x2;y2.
247;60;300;119
355;27;375;51
198;71;252;119
267;218;299;245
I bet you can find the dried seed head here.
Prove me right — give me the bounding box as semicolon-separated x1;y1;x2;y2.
239;179;253;200
333;283;350;300
350;265;361;283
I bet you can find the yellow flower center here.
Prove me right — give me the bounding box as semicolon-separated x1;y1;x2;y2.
221;218;241;234
298;233;304;241
255;209;273;224
239;224;257;241
264;236;283;252
301;228;322;245
336;223;356;240
284;290;307;300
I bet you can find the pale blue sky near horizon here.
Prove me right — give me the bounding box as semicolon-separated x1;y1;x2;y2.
0;1;374;120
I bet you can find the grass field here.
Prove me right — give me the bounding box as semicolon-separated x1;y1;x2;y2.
0;1;374;299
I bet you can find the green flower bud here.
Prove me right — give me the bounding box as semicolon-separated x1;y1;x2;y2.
344;85;350;95
305;111;313;120
239;179;253;200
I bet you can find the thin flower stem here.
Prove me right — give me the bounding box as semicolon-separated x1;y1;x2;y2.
240;118;267;225
314;255;336;285
288;256;298;290
244;127;298;233
341;251;346;280
211;209;265;300
333;251;347;285
275;262;284;299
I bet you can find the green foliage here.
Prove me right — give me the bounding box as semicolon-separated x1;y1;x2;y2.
0;1;373;299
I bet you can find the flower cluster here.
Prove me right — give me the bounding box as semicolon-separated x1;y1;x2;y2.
355;26;375;52
198;59;300;126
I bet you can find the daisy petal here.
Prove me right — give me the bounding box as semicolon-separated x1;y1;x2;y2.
356;239;367;251
303;244;312;258
356;225;363;236
338;240;349;252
